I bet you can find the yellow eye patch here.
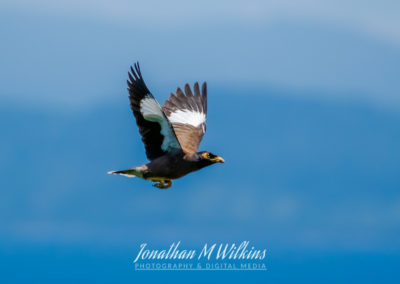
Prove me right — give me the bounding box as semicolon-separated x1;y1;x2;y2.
202;152;210;159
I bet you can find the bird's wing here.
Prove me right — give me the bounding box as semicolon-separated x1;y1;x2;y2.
127;63;181;160
162;82;207;156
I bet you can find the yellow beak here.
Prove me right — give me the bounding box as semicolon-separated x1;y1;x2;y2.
213;156;225;163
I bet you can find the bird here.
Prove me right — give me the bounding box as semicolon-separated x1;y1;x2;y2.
108;62;224;189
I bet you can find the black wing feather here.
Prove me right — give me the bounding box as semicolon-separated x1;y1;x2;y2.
127;62;168;160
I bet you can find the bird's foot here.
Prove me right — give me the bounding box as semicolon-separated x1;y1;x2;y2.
152;180;172;189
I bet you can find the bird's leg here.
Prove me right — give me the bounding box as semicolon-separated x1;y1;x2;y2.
152;179;172;189
164;180;172;188
153;181;163;189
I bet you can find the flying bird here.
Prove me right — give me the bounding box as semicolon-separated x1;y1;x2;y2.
108;62;224;189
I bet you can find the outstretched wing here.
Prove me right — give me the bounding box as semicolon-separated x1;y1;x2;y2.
127;62;181;160
162;82;207;156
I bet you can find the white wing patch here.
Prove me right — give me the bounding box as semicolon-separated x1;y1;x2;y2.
140;97;164;121
167;110;206;127
140;97;180;151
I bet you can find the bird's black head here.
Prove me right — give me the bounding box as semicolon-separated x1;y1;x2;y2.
196;151;225;168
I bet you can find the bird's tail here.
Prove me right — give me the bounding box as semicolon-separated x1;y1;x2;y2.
107;169;137;178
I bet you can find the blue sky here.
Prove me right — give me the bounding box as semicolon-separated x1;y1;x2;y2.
1;1;400;283
1;0;400;107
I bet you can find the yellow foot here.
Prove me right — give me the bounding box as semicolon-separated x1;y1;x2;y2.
152;180;172;189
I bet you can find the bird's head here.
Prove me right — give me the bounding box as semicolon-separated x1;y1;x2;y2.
197;151;225;165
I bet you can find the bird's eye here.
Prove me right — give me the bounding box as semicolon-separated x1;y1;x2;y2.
202;152;210;159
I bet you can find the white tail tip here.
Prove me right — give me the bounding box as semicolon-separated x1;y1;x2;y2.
107;171;136;178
